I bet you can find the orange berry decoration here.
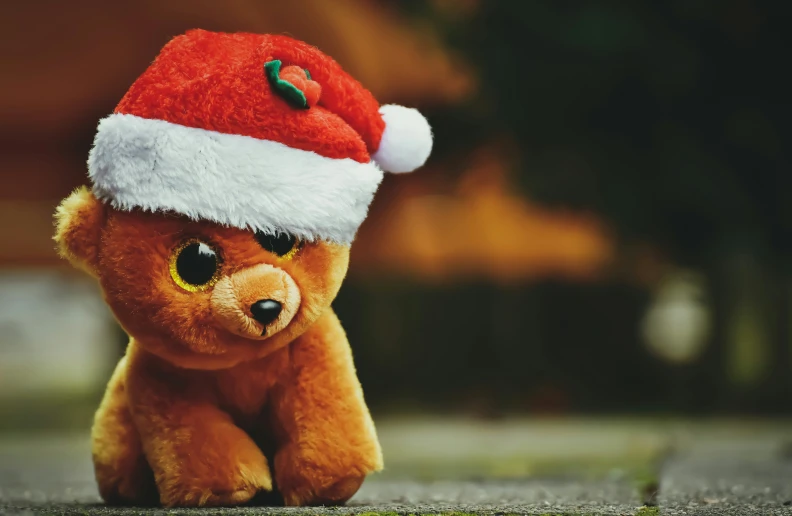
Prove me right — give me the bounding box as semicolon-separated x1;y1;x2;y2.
264;60;321;109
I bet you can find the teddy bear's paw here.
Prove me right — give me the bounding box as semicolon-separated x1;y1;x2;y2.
94;452;159;506
281;474;366;507
197;485;259;507
159;458;273;507
100;467;159;506
161;476;272;507
162;486;255;508
275;443;379;506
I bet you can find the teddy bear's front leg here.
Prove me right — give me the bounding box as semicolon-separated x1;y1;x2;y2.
126;348;272;507
270;311;383;506
92;356;158;505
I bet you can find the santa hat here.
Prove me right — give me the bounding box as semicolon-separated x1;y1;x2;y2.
87;29;432;244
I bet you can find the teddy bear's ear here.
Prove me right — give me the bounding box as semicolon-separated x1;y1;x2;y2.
54;186;106;276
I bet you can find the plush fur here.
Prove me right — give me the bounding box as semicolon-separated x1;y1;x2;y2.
372;105;433;174
89;114;383;244
115;30;383;162
54;186;106;275
55;190;382;507
90;30;432;242
54;29;434;508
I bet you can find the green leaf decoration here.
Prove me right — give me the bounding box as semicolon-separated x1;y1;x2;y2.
264;59;308;109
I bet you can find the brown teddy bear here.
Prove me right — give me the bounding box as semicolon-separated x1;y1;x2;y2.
53;29;432;508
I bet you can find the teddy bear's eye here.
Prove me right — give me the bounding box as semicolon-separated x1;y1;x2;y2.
169;239;221;292
255;231;301;259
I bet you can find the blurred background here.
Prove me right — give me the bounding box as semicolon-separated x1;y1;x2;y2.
1;0;791;437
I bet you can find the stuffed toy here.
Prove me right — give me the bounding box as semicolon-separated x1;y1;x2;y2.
53;29;432;508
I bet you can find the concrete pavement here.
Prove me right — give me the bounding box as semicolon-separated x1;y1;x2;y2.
1;418;790;515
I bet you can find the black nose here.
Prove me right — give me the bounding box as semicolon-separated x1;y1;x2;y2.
250;299;282;326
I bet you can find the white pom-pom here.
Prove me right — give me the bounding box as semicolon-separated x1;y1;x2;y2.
372;104;433;174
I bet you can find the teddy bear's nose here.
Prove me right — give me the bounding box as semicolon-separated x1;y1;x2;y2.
250;299;282;326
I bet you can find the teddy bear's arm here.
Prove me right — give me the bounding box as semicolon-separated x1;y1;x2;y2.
270;309;383;506
124;344;272;507
92;354;159;505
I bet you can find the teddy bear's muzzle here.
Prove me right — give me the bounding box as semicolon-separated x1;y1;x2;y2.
209;263;301;340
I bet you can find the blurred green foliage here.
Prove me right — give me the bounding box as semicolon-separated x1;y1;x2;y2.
401;0;790;267
352;0;792;414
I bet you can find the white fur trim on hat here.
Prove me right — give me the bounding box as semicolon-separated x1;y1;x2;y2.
372;104;433;174
88;114;384;244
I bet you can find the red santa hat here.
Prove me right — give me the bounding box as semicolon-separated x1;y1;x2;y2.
87;29;432;244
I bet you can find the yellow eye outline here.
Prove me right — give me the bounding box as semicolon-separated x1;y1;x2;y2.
254;230;303;261
279;241;301;261
168;238;222;292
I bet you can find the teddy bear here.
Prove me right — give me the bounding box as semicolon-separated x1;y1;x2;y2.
53;29;432;508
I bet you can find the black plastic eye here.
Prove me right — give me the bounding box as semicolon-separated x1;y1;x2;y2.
255;231;300;258
170;240;221;291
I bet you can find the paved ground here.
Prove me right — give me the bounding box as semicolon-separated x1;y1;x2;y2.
0;418;790;515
